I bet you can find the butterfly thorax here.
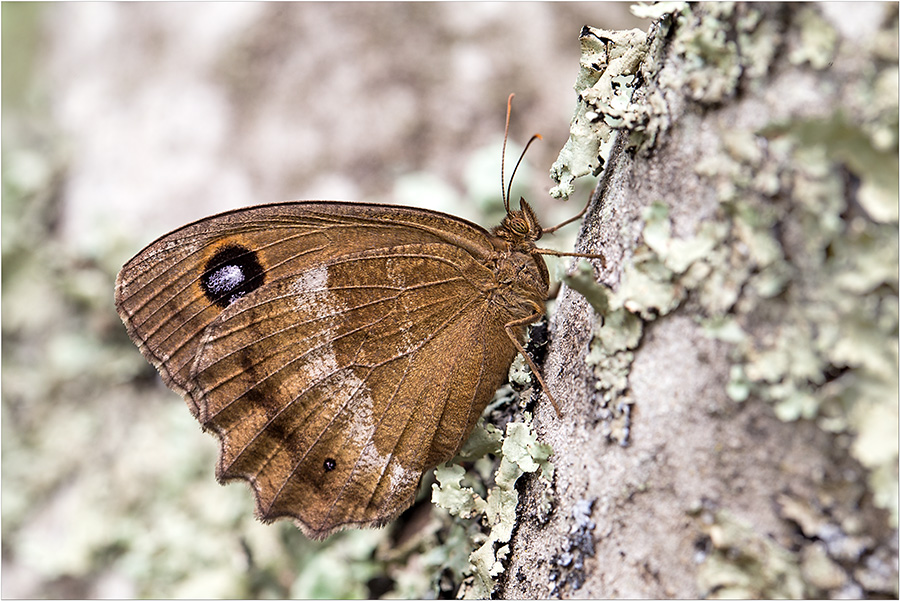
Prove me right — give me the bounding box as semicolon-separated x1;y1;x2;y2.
488;249;549;316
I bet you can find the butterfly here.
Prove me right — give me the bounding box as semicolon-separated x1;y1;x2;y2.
115;95;598;539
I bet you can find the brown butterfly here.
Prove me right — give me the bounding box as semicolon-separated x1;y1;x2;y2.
115;95;597;540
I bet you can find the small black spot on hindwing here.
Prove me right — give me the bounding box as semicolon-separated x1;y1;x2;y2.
323;458;337;472
200;245;265;308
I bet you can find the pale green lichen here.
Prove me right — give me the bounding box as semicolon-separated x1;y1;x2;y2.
734;9;782;82
551;2;787;201
642;202;721;275
788;6;838;70
696;510;807;598
667;3;743;104
722;114;898;525
657;2;787;104
630;1;687;21
432;416;554;598
550;26;650;199
614;113;899;528
763;113;900;223
570;201;724;443
562;260;610;315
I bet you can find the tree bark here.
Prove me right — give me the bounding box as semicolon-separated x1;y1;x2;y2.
500;4;898;598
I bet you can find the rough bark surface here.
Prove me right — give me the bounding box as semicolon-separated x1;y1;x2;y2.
500;4;898;598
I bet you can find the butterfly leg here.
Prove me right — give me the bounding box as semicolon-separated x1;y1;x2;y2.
504;313;562;417
541;192;594;236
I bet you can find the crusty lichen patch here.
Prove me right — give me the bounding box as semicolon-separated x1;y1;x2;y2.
431;414;554;598
551;2;800;204
549;25;650;199
695;494;898;598
695;508;806;598
717;110;898;528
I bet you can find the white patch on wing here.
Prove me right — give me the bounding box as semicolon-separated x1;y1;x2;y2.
289;264;378;452
291;265;330;306
355;437;419;502
289;260;419;497
293;349;335;402
290;264;341;384
336;370;375;445
387;457;419;492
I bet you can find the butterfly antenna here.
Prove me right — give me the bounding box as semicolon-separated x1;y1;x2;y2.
501;93;514;213
502;94;543;213
507;133;542;209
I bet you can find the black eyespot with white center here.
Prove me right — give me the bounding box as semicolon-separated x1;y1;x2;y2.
323;458;337;472
200;245;265;308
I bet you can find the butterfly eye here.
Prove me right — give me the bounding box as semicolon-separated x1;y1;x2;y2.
511;217;529;236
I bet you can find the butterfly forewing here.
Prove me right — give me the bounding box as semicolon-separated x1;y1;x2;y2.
115;201;549;539
116;203;501;407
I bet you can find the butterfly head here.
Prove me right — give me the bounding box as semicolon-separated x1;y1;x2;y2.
493;197;543;250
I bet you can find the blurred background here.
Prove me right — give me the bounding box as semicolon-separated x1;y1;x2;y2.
2;3;646;598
